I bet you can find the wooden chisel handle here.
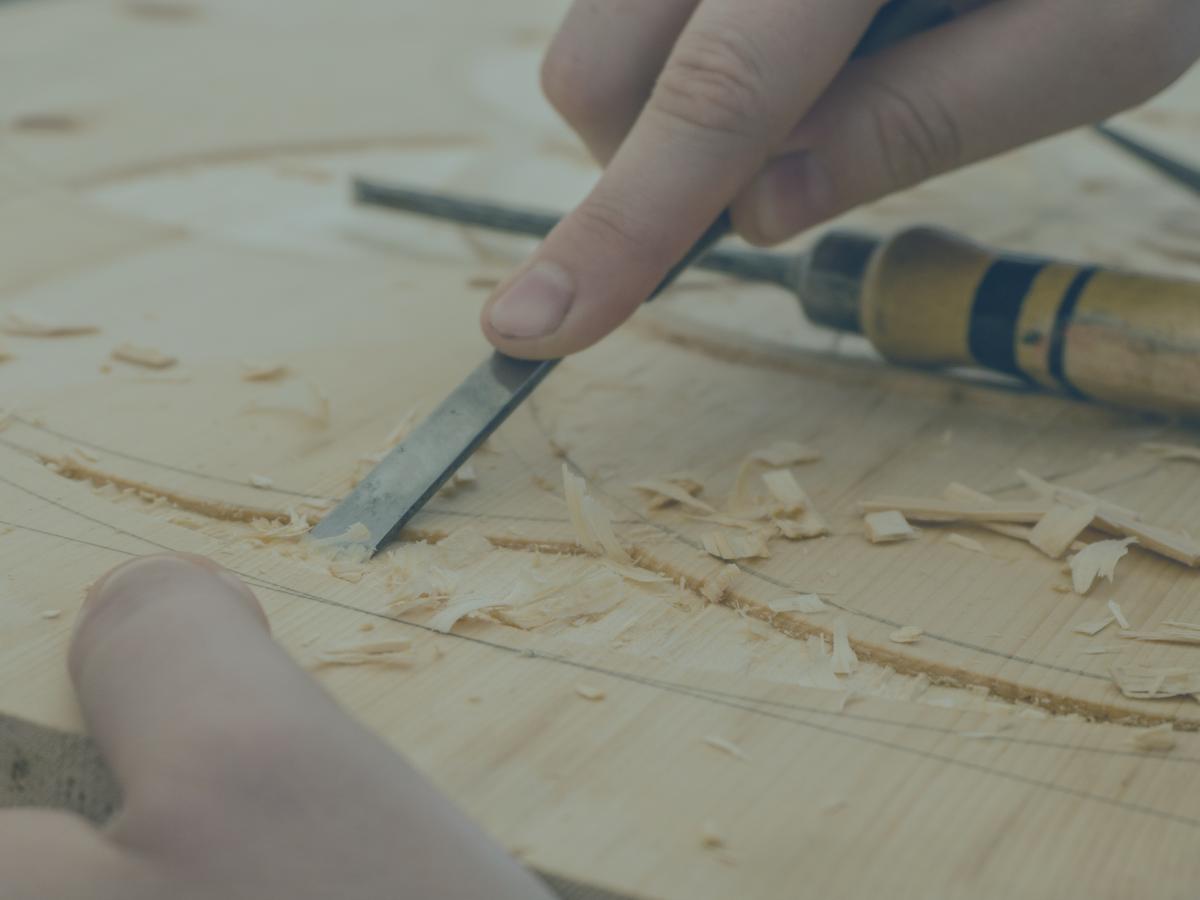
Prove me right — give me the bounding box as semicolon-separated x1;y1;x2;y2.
847;227;1200;417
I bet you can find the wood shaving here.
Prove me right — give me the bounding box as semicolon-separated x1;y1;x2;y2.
40;609;62;620
111;343;177;369
1073;616;1115;636
701;529;770;561
728;443;819;515
1164;620;1200;631
748;440;821;467
807;633;829;662
945;533;985;553
863;510;917;544
1142;442;1200;463
428;594;507;633
490;589;620;630
1018;469;1197;566
434;528;494;568
860;496;1050;524
249;474;274;489
767;594;825;614
942;484;1063;545
703;735;749;761
1;313;98;337
241;361;289;382
575;684;606;701
831;618;857;675
1113;628;1200;643
1130;723;1176;752
889;625;923;644
314;638;412;668
1016;469;1138;520
1098;513;1200;567
251;507;314;540
632;476;714;514
561;463;633;565
760;469;809;516
1029;504;1096;558
689;512;764;531
1069;538;1137;594
773;510;829;539
329;560;367;583
700;821;725;849
1111;665;1200;700
700;564;739;603
1107;599;1131;630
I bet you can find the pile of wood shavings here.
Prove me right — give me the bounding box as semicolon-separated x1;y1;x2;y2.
860;471;1199;588
385;524;665;635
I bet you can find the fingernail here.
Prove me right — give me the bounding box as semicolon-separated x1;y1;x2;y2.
488;261;574;339
751;151;835;243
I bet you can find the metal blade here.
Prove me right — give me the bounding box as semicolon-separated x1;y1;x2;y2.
1093;123;1200;197
310;354;556;552
313;212;732;555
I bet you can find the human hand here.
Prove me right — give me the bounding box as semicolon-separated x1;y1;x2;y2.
482;0;1200;359
0;554;552;900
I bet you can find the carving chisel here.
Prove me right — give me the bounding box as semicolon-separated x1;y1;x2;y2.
310;213;732;552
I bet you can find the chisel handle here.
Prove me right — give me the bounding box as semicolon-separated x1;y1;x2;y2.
851;226;1200;417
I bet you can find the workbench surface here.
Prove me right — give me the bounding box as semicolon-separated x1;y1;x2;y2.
2;2;1200;898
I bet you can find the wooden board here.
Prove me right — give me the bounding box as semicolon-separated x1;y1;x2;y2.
3;1;1200;897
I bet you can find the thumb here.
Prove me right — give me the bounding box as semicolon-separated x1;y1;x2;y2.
483;0;882;359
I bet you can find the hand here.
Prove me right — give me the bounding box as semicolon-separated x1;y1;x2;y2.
482;0;1200;359
0;554;552;900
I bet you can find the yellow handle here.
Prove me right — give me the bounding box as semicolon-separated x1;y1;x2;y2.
858;227;1200;418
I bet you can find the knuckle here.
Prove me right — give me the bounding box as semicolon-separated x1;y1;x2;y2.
570;195;657;258
540;36;631;133
1120;2;1200;94
861;80;963;189
650;26;770;140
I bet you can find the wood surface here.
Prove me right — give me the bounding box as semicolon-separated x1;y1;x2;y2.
3;1;1200;898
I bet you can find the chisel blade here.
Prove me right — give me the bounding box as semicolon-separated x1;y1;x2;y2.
309;354;556;553
312;212;732;555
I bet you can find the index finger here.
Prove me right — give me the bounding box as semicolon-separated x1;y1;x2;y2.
483;0;884;359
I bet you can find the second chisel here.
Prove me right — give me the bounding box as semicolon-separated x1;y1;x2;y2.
354;179;1200;419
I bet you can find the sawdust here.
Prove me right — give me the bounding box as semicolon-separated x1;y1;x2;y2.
46;454;291;524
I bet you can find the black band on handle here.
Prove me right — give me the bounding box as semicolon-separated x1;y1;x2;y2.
1046;266;1099;396
968;258;1046;377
